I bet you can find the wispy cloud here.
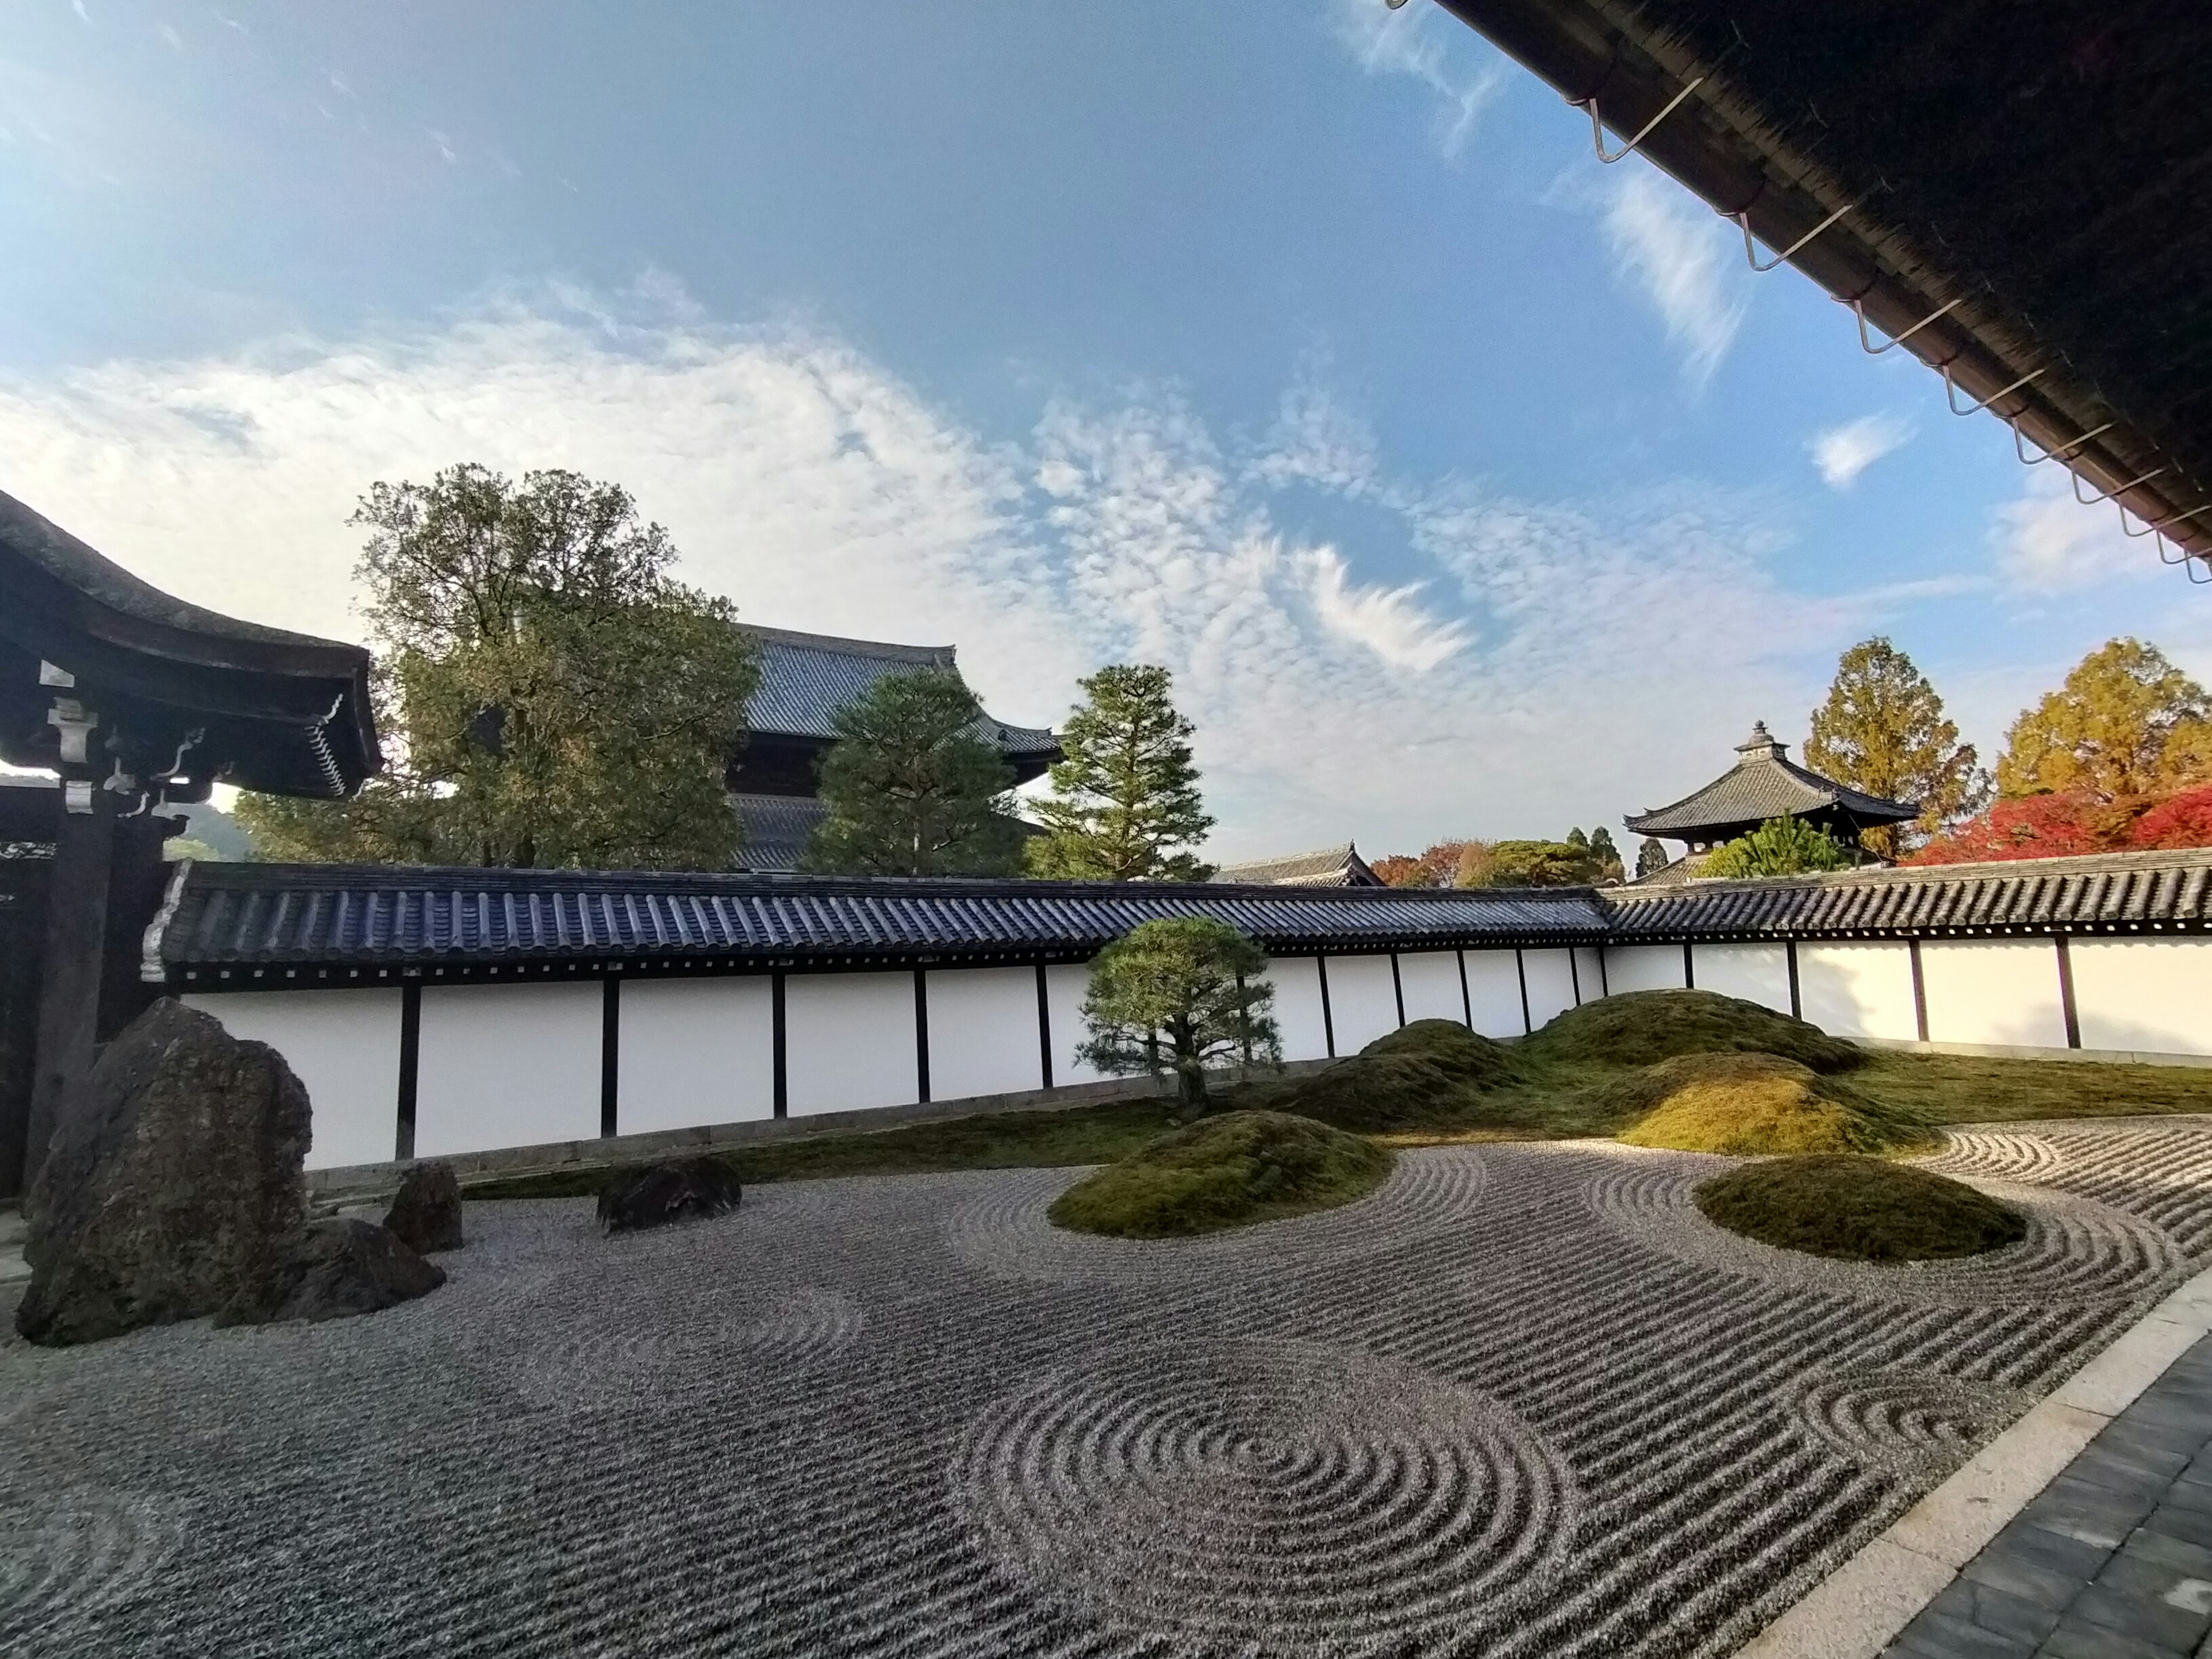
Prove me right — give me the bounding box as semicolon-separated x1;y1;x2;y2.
1249;362;1380;497
1808;412;1911;490
1327;0;1508;160
70;0;92;24
157;21;181;51
0;292;1927;857
1994;467;2159;594
429;129;457;165
1599;168;1749;387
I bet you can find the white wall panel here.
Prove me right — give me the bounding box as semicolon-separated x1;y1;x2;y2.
1572;947;1606;1003
416;982;601;1158
785;972;919;1116
1323;955;1400;1054
1043;962;1111;1084
1521;949;1578;1032
927;967;1044;1102
1605;945;1687;995
1462;950;1526;1037
1796;942;1917;1040
1691;944;1793;1014
1260;957;1331;1062
1397;951;1467;1025
2071;939;2212;1055
185;989;403;1172
1921;940;2069;1048
615;977;774;1135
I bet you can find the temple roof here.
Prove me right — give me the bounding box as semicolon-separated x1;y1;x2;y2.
1624;724;1918;839
740;626;1058;759
730;791;828;874
0;489;378;799
1211;843;1383;887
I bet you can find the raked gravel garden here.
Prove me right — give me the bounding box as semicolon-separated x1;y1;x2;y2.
7;1101;2212;1658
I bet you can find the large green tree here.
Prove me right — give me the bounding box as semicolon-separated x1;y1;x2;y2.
1805;636;1989;857
800;669;1025;876
1702;816;1853;878
1998;637;2212;804
1027;664;1213;881
238;464;756;870
1078;918;1278;1110
1634;836;1671;879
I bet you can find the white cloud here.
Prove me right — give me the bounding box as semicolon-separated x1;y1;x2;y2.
0;293;1919;859
1808;412;1911;490
71;0;91;23
157;21;181;51
1328;0;1507;160
1249;365;1380;497
1600;168;1749;387
429;129;457;165
1994;467;2162;594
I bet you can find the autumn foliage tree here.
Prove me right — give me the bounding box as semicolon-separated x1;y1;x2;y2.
1805;637;1988;856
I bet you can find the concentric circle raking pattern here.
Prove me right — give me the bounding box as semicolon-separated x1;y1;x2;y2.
1793;1372;2036;1477
956;1338;1574;1647
0;1487;181;1653
1912;1130;2069;1185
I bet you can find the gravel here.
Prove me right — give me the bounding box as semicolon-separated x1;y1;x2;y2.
3;1115;2210;1658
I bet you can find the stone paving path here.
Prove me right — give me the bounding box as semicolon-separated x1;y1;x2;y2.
1886;1334;2212;1659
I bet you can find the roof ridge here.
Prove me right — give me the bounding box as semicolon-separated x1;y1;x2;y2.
737;623;957;664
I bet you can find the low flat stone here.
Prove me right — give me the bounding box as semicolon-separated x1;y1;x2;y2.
597;1156;742;1235
383;1162;464;1254
221;1218;444;1325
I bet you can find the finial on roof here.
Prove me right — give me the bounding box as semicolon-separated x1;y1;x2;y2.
1734;721;1787;765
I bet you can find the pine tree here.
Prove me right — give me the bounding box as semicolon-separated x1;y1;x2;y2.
1586;825;1626;884
1077;919;1278;1109
1805;636;1990;857
1634;836;1670;878
1028;664;1214;881
1998;638;2212;804
800;669;1025;876
1702;817;1853;878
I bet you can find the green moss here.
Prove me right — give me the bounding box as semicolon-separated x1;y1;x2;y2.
1694;1154;2027;1262
1615;1053;1940;1156
1046;1110;1393;1238
1521;989;1863;1074
1360;1020;1521;1087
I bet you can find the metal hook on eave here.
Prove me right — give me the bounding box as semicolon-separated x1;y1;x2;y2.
1735;195;1862;273
1848;294;1964;357
1942;362;2046;416
2071;461;2169;506
1574;75;1705;165
2013;418;2116;467
2120;499;2212;538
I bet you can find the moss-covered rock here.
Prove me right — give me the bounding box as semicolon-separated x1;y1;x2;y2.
1360;1019;1520;1088
1615;1052;1937;1156
1694;1154;2027;1261
1047;1110;1393;1238
1522;988;1863;1073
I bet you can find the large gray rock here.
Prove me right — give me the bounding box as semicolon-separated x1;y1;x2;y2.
597;1156;743;1234
221;1218;444;1325
17;999;312;1346
383;1161;464;1254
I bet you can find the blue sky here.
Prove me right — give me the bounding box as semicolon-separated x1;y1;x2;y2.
2;1;2200;859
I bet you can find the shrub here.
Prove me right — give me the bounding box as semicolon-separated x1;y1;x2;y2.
1521;988;1862;1073
1047;1111;1392;1238
1694;1155;2027;1261
1613;1053;1937;1156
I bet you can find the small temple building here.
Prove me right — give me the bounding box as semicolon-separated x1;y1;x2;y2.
1211;842;1384;888
728;626;1059;871
1623;722;1917;884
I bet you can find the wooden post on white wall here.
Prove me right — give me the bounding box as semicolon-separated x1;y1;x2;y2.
1455;950;1472;1028
1389;953;1405;1028
1682;942;1695;989
599;978;620;1137
1785;941;1802;1020
1907;940;1930;1041
913;970;931;1103
1514;950;1531;1035
1316;958;1336;1057
2055;935;2082;1048
771;972;788;1118
1035;964;1054;1089
395;982;421;1161
1567;949;1581;1006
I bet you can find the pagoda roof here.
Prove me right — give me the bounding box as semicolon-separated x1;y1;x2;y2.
739;625;1058;760
1624;724;1917;839
0;489;378;799
1211;843;1383;888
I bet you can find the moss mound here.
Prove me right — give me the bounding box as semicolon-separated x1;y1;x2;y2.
1523;988;1863;1073
1615;1053;1937;1156
1048;1110;1393;1238
1695;1155;2027;1262
1267;1055;1465;1134
1360;1019;1520;1087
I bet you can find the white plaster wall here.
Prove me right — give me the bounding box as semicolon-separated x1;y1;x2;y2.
1573;946;1606;1003
1323;955;1400;1054
416;982;602;1158
1691;943;1793;1014
1796;941;1918;1041
1920;940;2069;1048
1462;950;1527;1037
2071;939;2212;1055
1396;951;1467;1025
615;977;774;1135
1521;949;1578;1032
1043;962;1109;1084
927;967;1044;1102
1604;945;1687;995
1260;957;1331;1062
184;988;403;1172
785;971;919;1116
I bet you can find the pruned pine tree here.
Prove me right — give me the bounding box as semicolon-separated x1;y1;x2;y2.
1805;636;1989;857
1702;817;1852;878
1997;638;2212;805
1078;918;1278;1111
1028;664;1214;881
237;464;757;870
1635;836;1671;878
801;669;1025;876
